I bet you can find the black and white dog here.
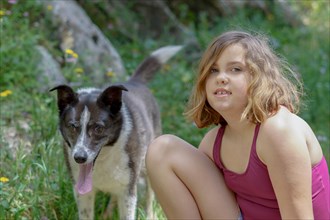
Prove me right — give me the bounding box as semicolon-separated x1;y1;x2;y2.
50;45;182;219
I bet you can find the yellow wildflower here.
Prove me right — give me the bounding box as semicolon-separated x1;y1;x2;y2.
72;53;78;58
65;49;79;63
74;67;84;74
0;90;13;97
47;5;53;11
0;10;6;17
106;70;116;77
65;49;74;55
0;177;9;183
65;49;78;58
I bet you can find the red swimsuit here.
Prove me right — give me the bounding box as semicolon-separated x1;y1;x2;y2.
213;124;330;220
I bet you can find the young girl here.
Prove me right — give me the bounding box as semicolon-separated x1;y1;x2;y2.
146;31;329;219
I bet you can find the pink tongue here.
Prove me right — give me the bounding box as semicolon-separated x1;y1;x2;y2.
75;163;93;195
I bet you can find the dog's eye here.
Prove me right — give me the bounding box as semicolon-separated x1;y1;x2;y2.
67;122;79;131
94;125;104;135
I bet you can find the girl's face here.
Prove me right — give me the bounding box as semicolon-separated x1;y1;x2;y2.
205;44;251;116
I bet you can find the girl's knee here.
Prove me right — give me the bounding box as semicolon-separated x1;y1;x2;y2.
146;134;178;168
150;134;177;148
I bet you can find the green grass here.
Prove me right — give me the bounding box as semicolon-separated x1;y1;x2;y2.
0;1;329;219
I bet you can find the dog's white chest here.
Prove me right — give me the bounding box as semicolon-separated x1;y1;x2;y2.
92;145;130;193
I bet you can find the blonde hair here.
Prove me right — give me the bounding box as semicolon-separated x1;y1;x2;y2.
185;30;303;128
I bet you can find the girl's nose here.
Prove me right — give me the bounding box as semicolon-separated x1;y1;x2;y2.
216;72;228;85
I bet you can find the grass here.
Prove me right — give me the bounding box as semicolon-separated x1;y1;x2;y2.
0;1;329;219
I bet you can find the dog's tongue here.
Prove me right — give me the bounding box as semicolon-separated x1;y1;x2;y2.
75;163;93;195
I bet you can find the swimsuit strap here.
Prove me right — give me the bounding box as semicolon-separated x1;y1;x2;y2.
213;126;225;170
251;123;261;152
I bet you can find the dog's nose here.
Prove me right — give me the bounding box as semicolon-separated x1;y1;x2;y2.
74;151;88;164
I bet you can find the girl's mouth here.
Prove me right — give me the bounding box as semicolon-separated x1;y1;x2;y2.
214;88;232;95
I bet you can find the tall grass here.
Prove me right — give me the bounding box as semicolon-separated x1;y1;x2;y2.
0;1;329;219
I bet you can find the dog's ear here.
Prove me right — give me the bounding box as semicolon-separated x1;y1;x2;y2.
50;85;78;114
97;85;128;115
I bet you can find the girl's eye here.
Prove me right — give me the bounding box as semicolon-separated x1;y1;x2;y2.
210;68;218;74
231;67;241;72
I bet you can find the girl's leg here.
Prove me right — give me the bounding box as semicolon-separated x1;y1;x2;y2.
146;134;240;219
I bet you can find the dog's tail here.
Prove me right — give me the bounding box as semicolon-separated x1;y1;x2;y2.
129;45;183;84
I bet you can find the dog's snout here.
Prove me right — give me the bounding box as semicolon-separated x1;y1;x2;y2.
74;151;88;164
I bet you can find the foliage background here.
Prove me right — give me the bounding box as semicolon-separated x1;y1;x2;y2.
0;0;329;219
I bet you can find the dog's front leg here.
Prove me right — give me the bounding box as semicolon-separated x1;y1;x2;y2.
75;190;95;220
117;188;137;220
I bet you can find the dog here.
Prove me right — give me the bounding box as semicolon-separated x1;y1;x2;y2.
50;45;182;219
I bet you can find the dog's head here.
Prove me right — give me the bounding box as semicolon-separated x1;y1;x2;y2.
50;84;128;194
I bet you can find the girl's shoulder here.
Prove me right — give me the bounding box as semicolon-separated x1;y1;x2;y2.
262;106;309;137
257;106;310;163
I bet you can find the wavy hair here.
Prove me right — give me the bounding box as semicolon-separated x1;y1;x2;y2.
184;31;303;128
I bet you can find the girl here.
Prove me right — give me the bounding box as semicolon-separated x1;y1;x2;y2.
146;31;329;219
